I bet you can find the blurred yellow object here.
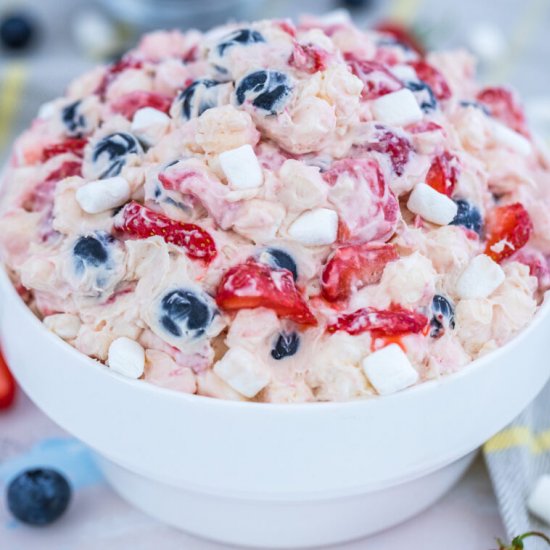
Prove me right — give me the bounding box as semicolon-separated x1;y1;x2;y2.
0;62;26;152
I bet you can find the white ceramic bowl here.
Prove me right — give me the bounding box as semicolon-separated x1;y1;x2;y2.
1;265;550;548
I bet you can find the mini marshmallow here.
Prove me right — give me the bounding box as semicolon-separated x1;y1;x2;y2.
219;144;264;190
527;475;550;525
391;65;419;82
362;344;419;396
288;208;338;245
407;183;458;225
108;337;145;379
492;121;532;156
456;254;505;299
37;101;56;120
372;88;423;127
131;107;170;145
213;347;270;398
76;176;131;214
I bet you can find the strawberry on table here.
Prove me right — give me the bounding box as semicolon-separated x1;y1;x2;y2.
321;242;398;302
425;151;459;197
484;203;532;263
114;201;217;263
0;351;16;410
216;261;317;326
327;305;428;337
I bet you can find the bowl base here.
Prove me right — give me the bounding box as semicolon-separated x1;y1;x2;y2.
95;451;476;548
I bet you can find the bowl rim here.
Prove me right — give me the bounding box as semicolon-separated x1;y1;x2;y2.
2;263;549;412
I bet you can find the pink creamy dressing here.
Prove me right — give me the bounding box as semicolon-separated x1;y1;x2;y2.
0;16;549;402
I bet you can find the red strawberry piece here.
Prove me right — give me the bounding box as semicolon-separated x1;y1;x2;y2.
476;86;528;136
110;91;173;119
114;201;217;263
406;121;443;134
289;42;329;74
0;351;16;410
365;126;412;176
327;305;428;337
512;249;550;288
425;151;459;196
46;160;82;181
42;138;87;162
374;21;425;55
278;20;297;37
321;242;398;302
485;203;533;262
323;158;399;243
344;53;403;100
409;60;451;100
96;56;144;98
216;261;317;326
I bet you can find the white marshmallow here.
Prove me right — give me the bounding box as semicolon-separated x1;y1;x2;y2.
37;101;56;120
131;107;170;146
288;208;338;246
219;144;264;190
528;475;550;525
407;183;458;225
108;337;145;379
456;254;505;299
390;65;418;82
362;344;419;396
213;347;270;398
76;176;131;214
492;121;532;156
372;88;423;127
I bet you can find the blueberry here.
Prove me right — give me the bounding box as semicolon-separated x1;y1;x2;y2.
262;249;298;281
7;468;71;526
217;29;265;56
73;234;110;272
176;79;225;120
271;332;300;360
450;199;483;235
459;100;490;115
406;80;437;112
92;132;142;178
160;289;214;339
236;70;292;115
61;100;87;137
430;294;455;338
0;13;35;50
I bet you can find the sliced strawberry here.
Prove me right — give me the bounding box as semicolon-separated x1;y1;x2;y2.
321;242;398;302
42;138;87;162
327;305;428;337
406;121;443;134
365;126;412;176
485;203;533;262
374;21;425;55
344;53;403;100
216;261;317;326
0;351;16;410
323;158;399;243
476;86;528;136
46;160;82;181
114;201;217;263
409;60;451;100
110;91;173;119
96;56;144;98
425;152;459;196
289;42;329;74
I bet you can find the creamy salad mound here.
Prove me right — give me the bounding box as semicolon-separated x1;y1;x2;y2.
1;16;549;402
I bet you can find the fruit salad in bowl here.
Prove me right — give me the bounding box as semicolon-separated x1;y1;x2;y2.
0;16;549;406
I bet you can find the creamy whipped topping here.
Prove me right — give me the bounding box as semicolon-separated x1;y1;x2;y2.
1;17;549;403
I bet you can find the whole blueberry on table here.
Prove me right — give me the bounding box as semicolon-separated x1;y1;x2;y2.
0;12;35;50
7;468;71;526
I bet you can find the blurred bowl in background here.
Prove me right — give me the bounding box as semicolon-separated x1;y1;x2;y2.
97;0;266;31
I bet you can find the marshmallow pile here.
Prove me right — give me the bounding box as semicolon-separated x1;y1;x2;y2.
0;16;549;403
